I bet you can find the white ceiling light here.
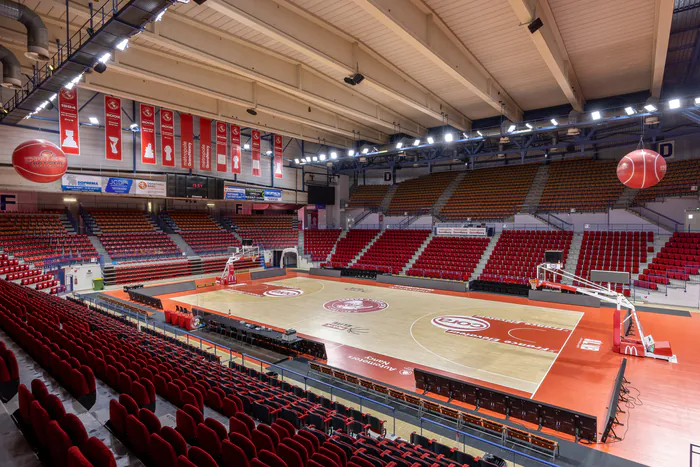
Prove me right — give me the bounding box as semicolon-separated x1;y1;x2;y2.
312;156;318;162
644;104;657;112
413;139;420;146
444;133;454;142
361;148;369;154
155;8;167;22
330;152;337;159
591;111;601;120
426;136;434;144
48;94;57;102
507;124;516;133
243;143;250;150
525;123;533;130
347;149;355;157
305;156;311;162
695;97;700;105
396;142;403;149
129;123;139;131
98;53;111;64
624;107;635;115
319;154;326;161
116;38;129;51
550;119;558;126
89;117;99;125
265;150;272;155
669;98;681;109
294;158;300;164
476;130;483;137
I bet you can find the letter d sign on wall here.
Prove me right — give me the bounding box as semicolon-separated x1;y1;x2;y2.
657;141;674;159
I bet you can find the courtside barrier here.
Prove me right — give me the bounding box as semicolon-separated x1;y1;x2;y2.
601;358;628;442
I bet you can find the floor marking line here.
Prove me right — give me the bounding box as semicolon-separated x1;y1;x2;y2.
530;312;584;399
507;327;544;344
409;312;535;389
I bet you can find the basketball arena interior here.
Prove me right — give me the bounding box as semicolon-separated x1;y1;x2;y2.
1;0;700;466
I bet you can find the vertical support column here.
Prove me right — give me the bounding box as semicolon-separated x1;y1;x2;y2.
132;101;137;174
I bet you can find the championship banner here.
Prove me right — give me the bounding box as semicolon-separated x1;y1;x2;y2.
231;124;241;174
140;104;156;165
180;113;194;169
251;129;261;177
104;96;121;161
273;134;283;179
160;109;175;167
58;88;80;155
199;117;212;171
216;121;228;172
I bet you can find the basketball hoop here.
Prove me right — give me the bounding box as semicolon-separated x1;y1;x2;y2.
529;279;539;290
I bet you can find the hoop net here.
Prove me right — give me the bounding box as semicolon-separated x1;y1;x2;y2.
528;279;539;290
219;245;260;285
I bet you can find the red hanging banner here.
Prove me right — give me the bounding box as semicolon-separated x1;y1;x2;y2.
199;117;212;171
58;88;80;155
251;129;261;177
216;121;228;172
160;109;175;167
140;104;156;165
273;134;283;179
104;95;121;161
180;113;194;169
231;124;241;174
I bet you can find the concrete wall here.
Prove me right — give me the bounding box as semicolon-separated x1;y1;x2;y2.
63;263;103;292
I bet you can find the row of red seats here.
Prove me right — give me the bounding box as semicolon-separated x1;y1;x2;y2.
0;341;19;402
354;230;431;275
1;258;19;267
181;231;242;255
36;280;60;291
5;266;35;280
21;273;54;286
326;230;379;268
17;379;116;467
304;229;342;261
110;260;192;285
50;285;67;295
409;236;490;281
646;232;700;279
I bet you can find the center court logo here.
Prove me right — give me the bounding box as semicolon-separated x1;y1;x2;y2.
431;315;491;332
263;288;303;297
324;298;388;313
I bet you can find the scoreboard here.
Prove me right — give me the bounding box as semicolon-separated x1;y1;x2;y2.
166;175;224;199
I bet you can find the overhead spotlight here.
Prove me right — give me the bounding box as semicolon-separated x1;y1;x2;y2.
347;149;355;156
361;147;369;154
330;151;337;159
49;94;57;102
312;156;318;162
265;150;272;155
507;124;516;133
550;119;558;126
319;154;326;161
644;104;657;112
444;133;454;142
476;130;483;137
668;98;681;109
243;143;250;150
98;53;111;64
624;107;636;115
528;17;544;34
525;123;533;130
116;38;129;51
246;108;257;116
695;97;700;105
305;156;311;162
93;62;107;73
591;111;601;120
413;139;420;146
426;136;434;144
294;158;300;164
155;8;167;22
396;141;403;149
129;123;139;131
89;116;99;125
343;73;365;86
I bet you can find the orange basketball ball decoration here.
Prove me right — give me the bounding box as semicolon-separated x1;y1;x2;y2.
617;149;666;189
12;139;68;183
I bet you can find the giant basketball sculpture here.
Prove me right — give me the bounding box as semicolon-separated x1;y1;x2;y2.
617;149;666;189
12;140;68;183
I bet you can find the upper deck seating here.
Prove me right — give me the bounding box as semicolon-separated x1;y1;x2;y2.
408;236;490;281
354;230;431;274
538;159;623;212
386;172;458;215
227;215;298;250
346;185;389;209
633;159;700;204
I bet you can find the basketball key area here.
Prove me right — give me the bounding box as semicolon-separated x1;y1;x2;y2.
106;271;700;467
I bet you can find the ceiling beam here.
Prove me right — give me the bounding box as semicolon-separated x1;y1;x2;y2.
350;0;523;122
650;0;674;98
508;0;584;111
204;0;470;130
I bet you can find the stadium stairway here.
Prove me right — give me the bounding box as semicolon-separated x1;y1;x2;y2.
347;230;383;268
468;232;500;281
624;207;677;233
433;172;467;217
520;164;549;211
88;236;111;263
378;184;398;212
613;186;640;209
168;233;197;257
632;233;672;285
561;233;583;285
59;213;75;234
401;232;435;275
325;229;348;263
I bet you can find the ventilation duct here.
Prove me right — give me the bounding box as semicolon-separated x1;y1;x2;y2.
0;0;49;61
0;44;21;89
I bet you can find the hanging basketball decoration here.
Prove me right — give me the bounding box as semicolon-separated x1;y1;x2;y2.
617;149;666;189
12;139;68;183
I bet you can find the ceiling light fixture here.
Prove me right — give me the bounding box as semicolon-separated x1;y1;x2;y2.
444;133;454;142
507;124;516;133
330;152;337;159
550;119;558;126
347;149;355;156
89;117;99;125
413;139;420;146
625;107;635;115
116;38;129;51
669;98;681;109
644;104;657;112
396;141;403;149
426;136;434;144
591;111;601;120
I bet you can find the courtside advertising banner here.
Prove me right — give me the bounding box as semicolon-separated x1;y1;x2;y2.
140;104;156;165
58;88;80;155
180;113;194;169
160;109;175;167
216;121;228;172
273;134;283;179
200;117;212;171
251;129;261;177
104;96;121;161
231;124;241;174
